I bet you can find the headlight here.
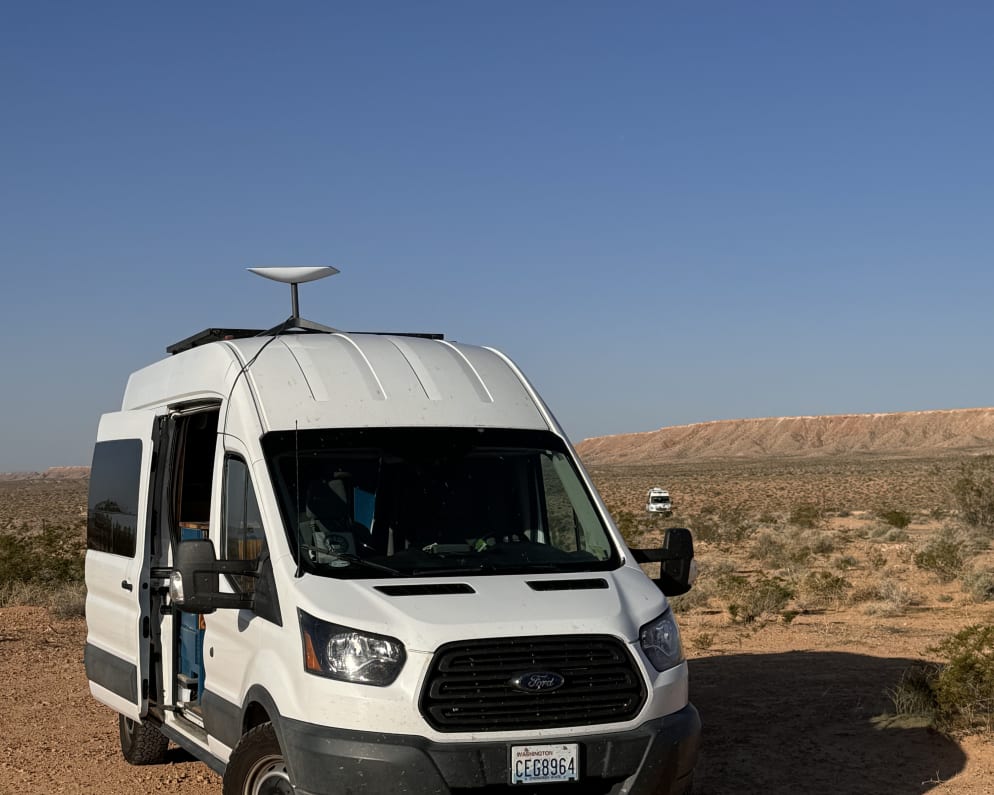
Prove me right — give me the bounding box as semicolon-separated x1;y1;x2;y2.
298;610;406;686
639;609;684;672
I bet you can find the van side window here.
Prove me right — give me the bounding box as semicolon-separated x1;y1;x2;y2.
87;439;142;557
222;456;264;592
540;455;579;552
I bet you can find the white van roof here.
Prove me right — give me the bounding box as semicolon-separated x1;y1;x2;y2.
122;332;551;432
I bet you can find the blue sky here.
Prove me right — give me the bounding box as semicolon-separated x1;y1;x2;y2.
2;2;993;471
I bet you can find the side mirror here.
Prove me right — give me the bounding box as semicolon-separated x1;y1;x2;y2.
170;538;255;613
630;527;696;597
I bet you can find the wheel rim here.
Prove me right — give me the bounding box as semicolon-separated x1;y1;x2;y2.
122;717;136;743
245;753;292;795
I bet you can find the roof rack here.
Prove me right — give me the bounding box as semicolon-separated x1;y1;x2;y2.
166;328;266;355
167;328;444;355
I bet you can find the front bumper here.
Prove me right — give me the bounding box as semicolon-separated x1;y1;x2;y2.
284;704;701;795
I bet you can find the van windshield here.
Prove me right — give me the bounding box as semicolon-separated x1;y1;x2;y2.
262;427;619;579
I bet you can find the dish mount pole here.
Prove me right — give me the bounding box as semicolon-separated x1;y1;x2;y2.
247;266;340;334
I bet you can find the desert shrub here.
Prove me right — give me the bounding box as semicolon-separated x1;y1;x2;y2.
832;554;858;570
668;587;711;614
950;524;994;556
858;580;919;616
808;532;836;555
866;547;888;570
712;572;749;599
1;580;89;616
701;557;738;578
0;527;85;588
888;664;940;720
877;508;912;529
931;624;994;732
849;584;876;604
952;456;994;529
797;570;851;609
749;531;790;567
789;503;822;529
669;556;737;613
962;570;994;603
688;504;757;546
0;581;49;608
727;575;794;623
868;523;909;543
48;582;87;618
750;527;835;569
914;537;965;583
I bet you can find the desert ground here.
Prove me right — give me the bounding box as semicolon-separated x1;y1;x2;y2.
2;457;994;794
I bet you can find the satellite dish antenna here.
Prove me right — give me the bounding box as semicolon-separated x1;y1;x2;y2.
248;266;339;334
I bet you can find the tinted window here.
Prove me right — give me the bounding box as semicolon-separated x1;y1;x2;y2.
87;439;142;557
222;456;264;592
263;427;619;579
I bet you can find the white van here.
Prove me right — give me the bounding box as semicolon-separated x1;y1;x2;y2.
646;488;673;516
84;271;700;795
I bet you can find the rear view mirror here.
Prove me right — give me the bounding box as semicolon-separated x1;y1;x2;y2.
170;538;255;613
630;527;696;597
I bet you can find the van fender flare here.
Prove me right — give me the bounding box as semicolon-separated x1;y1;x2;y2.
203;684;287;757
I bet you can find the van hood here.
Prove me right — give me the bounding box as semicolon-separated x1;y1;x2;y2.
291;564;666;652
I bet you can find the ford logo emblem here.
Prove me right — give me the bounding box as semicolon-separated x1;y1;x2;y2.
510;671;566;693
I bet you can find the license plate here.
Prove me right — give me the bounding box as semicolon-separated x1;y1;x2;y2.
510;744;579;785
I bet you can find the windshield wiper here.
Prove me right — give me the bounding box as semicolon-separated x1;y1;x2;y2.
300;545;404;577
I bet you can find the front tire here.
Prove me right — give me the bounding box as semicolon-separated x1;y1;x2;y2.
223;722;293;795
119;714;169;765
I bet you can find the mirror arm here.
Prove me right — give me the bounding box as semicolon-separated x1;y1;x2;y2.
181;590;255;612
630;548;687;564
214;559;259;577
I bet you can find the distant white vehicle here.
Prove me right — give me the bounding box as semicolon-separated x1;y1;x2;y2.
646;487;673;515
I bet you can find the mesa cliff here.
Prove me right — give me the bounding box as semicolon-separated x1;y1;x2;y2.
0;466;90;482
575;407;994;465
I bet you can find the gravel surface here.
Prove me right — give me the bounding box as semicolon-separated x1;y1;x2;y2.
0;607;219;794
2;605;992;794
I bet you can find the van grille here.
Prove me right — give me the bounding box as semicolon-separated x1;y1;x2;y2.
420;635;646;732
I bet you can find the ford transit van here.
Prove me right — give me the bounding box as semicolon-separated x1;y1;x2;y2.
646;488;673;516
84;269;699;794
